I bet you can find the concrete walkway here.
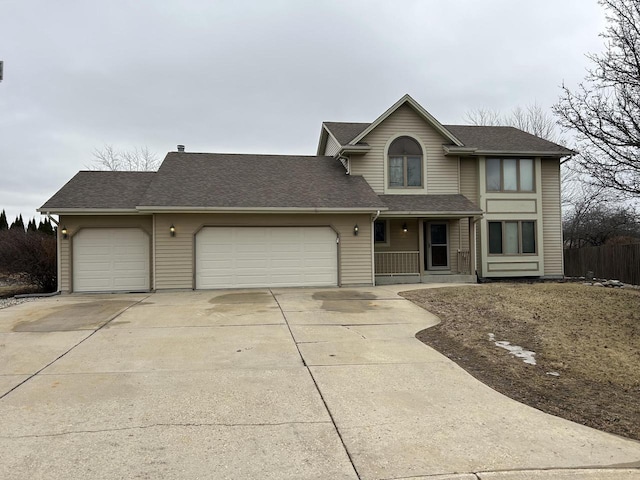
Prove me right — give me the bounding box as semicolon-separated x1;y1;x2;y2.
0;285;639;479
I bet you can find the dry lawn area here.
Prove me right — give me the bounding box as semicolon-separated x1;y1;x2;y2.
402;283;640;441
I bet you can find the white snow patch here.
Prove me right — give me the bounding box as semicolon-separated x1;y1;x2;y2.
487;333;537;365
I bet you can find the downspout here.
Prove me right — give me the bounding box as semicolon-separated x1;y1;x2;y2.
45;212;62;293
152;214;156;291
371;210;380;286
471;214;484;279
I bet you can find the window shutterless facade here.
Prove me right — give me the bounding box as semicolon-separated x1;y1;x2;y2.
488;220;536;255
374;219;389;244
486;158;534;192
388;136;423;188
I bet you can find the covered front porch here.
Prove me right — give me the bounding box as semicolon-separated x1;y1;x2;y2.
373;216;478;284
372;194;483;285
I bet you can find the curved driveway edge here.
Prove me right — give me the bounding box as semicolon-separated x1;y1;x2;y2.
0;285;639;479
273;283;640;479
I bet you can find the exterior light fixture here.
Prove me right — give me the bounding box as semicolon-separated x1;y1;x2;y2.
402;222;408;233
61;226;68;239
170;224;176;237
354;224;359;236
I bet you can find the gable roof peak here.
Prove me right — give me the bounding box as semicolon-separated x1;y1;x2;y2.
348;94;464;147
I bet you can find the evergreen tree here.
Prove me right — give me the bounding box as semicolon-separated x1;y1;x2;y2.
0;210;7;230
27;219;37;233
10;215;25;231
38;218;55;235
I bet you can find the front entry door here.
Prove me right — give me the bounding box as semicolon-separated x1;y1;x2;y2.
425;222;449;270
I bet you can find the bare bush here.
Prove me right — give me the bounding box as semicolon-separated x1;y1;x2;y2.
0;230;57;292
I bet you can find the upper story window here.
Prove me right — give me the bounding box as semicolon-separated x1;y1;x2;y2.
486;158;534;192
388;136;423;188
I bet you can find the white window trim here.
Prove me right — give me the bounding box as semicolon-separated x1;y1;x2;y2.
383;133;427;195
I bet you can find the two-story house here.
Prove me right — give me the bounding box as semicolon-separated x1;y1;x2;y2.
39;95;572;292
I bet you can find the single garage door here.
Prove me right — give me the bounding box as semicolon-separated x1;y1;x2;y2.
73;228;150;292
196;226;338;289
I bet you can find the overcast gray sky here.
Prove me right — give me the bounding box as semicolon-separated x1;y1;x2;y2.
0;0;606;224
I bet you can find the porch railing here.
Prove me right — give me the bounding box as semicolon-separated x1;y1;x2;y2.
457;249;471;274
374;251;420;276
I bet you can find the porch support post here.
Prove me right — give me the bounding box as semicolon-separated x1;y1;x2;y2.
468;217;476;276
418;219;424;281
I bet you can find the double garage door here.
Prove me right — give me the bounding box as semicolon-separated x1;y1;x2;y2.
195;226;338;289
72;226;338;291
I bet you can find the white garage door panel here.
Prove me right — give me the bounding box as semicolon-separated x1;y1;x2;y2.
196;227;338;289
73;228;150;292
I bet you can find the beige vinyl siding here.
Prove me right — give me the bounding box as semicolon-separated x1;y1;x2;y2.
374;219;419;252
541;159;563;276
350;104;458;194
459;158;479;203
458;158;478;261
449;219;460;273
155;213;372;289
324;133;341;156
58;215;153;293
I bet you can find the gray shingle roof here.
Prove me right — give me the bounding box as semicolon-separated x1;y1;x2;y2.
138;153;385;209
379;194;482;214
40;171;155;210
324;122;370;145
443;125;572;154
323;122;573;155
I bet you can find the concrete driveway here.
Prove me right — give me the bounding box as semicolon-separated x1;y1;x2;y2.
1;286;639;480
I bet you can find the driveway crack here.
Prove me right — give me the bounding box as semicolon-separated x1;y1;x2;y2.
2;420;332;439
269;289;362;480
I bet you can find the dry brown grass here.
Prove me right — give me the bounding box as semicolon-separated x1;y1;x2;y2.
402;283;640;440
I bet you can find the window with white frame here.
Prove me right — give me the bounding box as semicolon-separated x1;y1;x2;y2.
486;158;534;192
388;136;423;188
488;220;536;255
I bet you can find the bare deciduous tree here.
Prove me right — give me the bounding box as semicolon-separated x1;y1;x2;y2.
463;107;502;127
511;103;561;143
553;0;640;198
89;144;160;171
465;102;564;144
563;201;640;248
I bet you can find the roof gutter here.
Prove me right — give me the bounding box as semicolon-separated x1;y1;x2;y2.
36;208;142;215
379;211;483;218
339;145;371;155
134;206;389;214
443;147;576;157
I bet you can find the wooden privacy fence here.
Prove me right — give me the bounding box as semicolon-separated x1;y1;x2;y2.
564;244;640;285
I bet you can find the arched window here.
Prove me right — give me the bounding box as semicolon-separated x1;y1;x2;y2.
388;136;423;187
